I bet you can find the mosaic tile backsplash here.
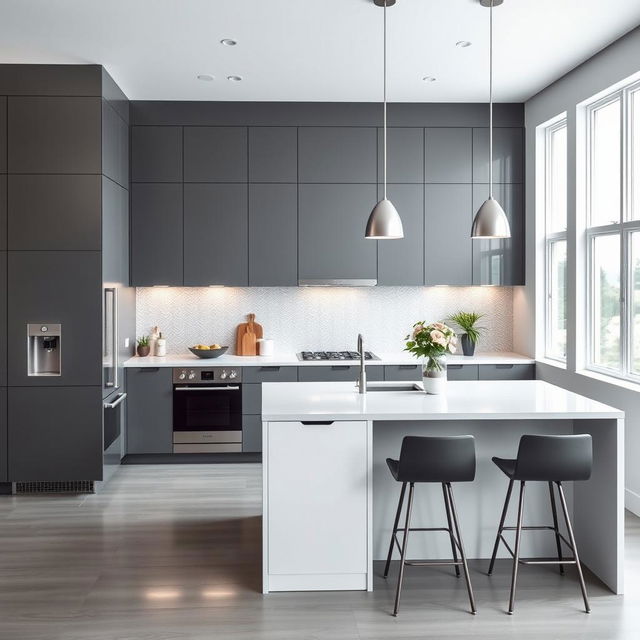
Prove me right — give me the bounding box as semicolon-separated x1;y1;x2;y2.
136;287;514;354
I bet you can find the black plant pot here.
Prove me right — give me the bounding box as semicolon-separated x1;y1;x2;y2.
460;334;476;357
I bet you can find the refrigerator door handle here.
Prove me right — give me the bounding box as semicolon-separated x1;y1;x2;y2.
104;288;118;389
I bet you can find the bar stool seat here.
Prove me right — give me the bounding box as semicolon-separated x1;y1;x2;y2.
491;457;516;477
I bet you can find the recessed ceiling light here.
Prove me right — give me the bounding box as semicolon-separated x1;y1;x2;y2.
422;76;436;83
221;38;237;46
456;40;472;48
197;74;214;81
227;75;243;82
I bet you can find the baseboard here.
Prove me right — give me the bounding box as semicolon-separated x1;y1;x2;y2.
625;488;640;516
122;453;262;464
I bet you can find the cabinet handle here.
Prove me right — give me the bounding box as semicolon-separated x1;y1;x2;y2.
398;365;417;370
331;366;350;371
495;364;515;369
301;421;334;426
260;366;280;372
175;386;240;391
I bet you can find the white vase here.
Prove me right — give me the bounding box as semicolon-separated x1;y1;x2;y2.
422;355;447;395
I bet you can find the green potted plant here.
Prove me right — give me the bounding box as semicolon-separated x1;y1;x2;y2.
448;311;485;357
137;335;151;357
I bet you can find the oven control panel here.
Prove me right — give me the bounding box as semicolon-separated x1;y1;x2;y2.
172;367;242;384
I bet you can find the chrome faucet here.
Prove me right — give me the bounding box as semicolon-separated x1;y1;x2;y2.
357;333;366;394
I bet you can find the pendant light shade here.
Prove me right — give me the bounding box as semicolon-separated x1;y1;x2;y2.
471;0;511;240
366;0;403;240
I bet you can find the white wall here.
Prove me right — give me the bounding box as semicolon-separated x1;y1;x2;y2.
136;286;513;355
519;25;640;513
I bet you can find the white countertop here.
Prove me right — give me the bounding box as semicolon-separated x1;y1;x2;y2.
123;351;534;368
261;380;623;422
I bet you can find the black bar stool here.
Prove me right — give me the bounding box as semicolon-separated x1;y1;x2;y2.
383;435;476;616
488;434;593;614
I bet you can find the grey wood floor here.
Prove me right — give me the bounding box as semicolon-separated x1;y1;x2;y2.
1;463;639;639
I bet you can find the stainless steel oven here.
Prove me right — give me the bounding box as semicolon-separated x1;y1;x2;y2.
172;367;242;453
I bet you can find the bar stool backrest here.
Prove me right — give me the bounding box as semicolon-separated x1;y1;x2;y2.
398;435;476;483
514;434;592;481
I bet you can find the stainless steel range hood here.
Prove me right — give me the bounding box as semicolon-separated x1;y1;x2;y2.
298;279;378;287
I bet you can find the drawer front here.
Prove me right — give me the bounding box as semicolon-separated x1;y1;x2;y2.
478;364;535;380
384;364;421;381
447;364;479;381
298;365;384;382
243;366;298;383
242;383;262;415
243;415;262;452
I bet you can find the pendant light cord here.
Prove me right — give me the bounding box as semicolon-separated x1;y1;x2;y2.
489;0;493;198
383;0;388;200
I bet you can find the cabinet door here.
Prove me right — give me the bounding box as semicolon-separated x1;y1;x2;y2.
8;97;101;174
102;177;129;286
243;366;298;383
102;99;129;189
479;364;534;380
130;183;183;286
8;386;103;481
0;252;5;387
472;127;524;184
242;415;262;453
472;183;524;285
0;97;6;174
377;128;423;183
183;184;248;286
384;364;420;381
425;128;472;183
131;126;182;182
126;368;173;454
298;184;377;281
425;184;473;285
267;420;368;579
0;176;6;250
0;388;6;481
298;365;383;382
184;127;247;182
299;127;377;183
249;127;297;182
8;175;101;250
448;364;479;381
249;184;297;286
8;251;102;387
377;183;424;285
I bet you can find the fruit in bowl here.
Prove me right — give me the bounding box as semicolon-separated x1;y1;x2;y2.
188;344;229;359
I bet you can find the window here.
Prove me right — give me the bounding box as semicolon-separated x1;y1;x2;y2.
544;119;568;361
586;82;640;381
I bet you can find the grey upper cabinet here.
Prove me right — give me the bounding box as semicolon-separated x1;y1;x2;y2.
425;128;472;183
249;184;297;286
8;96;101;174
102;177;129;286
0;388;6;481
298;127;377;183
130;183;183;286
183;184;248;286
7;251;102;386
0;253;6;387
377;184;424;285
8;175;101;250
472;127;524;184
377;128;424;183
0;176;6;250
131;126;182;182
249;127;297;182
425;184;473;285
126;368;173;454
8;386;103;481
102;99;128;188
298;183;377;280
472;183;524;285
0;97;6;174
184;127;247;182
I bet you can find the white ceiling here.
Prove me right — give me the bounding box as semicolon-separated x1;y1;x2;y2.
1;0;640;102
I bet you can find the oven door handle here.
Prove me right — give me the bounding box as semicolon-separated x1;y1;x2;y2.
174;386;240;391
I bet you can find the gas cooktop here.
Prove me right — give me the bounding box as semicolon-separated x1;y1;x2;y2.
298;351;379;361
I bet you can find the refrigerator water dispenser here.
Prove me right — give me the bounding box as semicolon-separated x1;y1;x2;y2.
27;323;62;376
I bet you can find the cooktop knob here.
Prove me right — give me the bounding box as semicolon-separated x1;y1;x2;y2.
220;370;228;379
188;371;196;380
229;370;237;379
178;371;186;380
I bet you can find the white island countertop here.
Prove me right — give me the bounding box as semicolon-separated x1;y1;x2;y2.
123;351;534;368
261;380;623;422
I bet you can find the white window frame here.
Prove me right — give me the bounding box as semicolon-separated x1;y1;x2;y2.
586;81;640;382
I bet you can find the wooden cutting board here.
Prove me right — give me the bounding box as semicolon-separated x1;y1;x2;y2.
235;313;264;356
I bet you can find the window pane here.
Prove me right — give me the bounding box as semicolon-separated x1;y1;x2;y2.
547;240;567;359
591;99;621;227
548;125;567;232
591;233;621;370
630;232;640;374
631;90;640;220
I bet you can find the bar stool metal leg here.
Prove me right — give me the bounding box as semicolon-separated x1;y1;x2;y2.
508;481;526;614
442;483;460;578
488;478;514;576
392;482;414;616
383;482;407;579
445;483;477;615
548;481;565;575
556;481;591;613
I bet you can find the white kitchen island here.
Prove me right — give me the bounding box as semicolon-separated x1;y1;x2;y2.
261;380;624;595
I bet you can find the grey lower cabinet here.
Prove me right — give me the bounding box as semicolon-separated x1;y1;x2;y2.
8;386;103;481
130;183;183;286
0;388;6;481
126;368;173;454
249;184;297;286
384;364;421;381
447;364;480;381
183;184;248;286
242;415;262;453
298;365;384;382
298;184;377;281
377;184;424;286
478;364;534;380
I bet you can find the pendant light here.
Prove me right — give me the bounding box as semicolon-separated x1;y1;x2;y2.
366;0;404;239
471;0;511;239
